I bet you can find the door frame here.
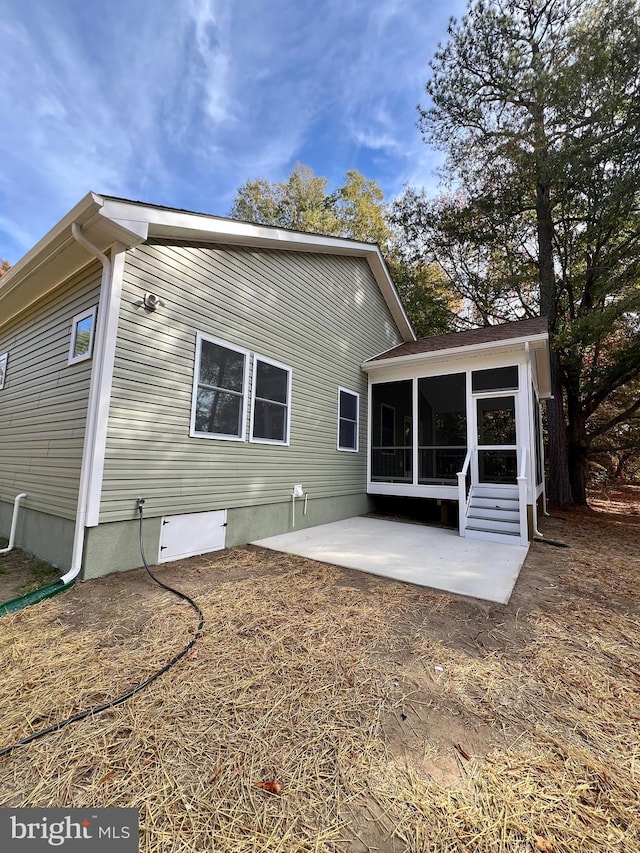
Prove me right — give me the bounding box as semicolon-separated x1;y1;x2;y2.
471;389;519;487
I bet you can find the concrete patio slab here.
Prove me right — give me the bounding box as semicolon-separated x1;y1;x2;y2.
253;516;529;604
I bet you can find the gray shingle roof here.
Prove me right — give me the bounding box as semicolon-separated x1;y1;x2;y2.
367;317;548;362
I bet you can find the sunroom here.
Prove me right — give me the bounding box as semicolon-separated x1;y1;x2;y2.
361;318;551;545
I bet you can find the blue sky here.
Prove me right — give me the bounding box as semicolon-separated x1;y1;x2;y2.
0;0;468;264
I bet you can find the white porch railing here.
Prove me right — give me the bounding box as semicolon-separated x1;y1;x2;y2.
458;447;529;545
517;447;528;546
456;447;473;537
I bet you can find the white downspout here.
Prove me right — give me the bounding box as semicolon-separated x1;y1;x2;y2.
525;343;544;539
539;401;550;517
532;394;545;537
0;493;28;555
63;224;112;585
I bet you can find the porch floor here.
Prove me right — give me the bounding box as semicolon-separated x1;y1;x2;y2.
252;516;529;605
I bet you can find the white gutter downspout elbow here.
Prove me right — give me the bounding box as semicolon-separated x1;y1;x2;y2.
0;493;28;555
64;224;112;586
71;222;110;268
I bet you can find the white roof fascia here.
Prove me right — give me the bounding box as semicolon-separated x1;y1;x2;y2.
361;333;549;372
98;196;378;253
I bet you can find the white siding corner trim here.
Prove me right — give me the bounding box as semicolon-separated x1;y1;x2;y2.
70;241;127;575
84;253;126;527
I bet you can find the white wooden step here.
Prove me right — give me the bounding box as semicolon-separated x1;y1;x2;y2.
470;496;519;511
466;517;521;534
467;506;520;522
464;528;524;545
472;485;518;499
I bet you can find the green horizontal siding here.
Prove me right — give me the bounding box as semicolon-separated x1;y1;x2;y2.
99;243;403;521
0;263;101;521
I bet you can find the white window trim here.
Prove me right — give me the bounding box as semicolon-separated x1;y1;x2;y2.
337;386;360;452
472;388;518;399
68;306;97;365
0;351;7;390
189;332;250;441
249;353;292;446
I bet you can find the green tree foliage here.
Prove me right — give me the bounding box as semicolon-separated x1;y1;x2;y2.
230;164;337;234
327;169;392;247
393;186;540;327
403;0;640;504
230;164;457;337
230;163;393;244
386;255;462;337
588;377;640;485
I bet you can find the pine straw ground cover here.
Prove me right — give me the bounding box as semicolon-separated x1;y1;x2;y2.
0;495;639;852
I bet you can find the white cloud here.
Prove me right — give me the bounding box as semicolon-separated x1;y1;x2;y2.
0;215;42;255
0;0;468;261
188;0;234;124
0;0;242;253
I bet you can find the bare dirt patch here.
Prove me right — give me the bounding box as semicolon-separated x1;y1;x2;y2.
0;491;638;852
0;539;59;603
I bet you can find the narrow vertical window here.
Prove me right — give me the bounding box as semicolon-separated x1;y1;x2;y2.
68;307;96;365
190;334;249;440
337;387;359;451
250;356;292;444
0;352;7;390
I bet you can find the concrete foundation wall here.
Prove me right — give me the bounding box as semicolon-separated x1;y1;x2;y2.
82;516;162;578
82;493;373;579
0;500;75;569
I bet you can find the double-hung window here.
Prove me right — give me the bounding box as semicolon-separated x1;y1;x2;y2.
190;334;249;440
250;356;292;445
337;387;359;451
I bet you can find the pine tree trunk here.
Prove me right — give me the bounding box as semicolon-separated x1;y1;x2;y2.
545;352;574;505
536;179;574;505
566;386;589;504
568;444;588;504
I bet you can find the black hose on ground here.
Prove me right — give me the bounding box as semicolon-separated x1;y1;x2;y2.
0;501;204;758
534;537;570;548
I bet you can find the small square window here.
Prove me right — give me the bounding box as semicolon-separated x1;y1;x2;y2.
337;387;359;452
250;356;292;445
68;307;97;365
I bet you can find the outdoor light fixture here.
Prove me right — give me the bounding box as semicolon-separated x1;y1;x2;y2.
143;292;166;311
